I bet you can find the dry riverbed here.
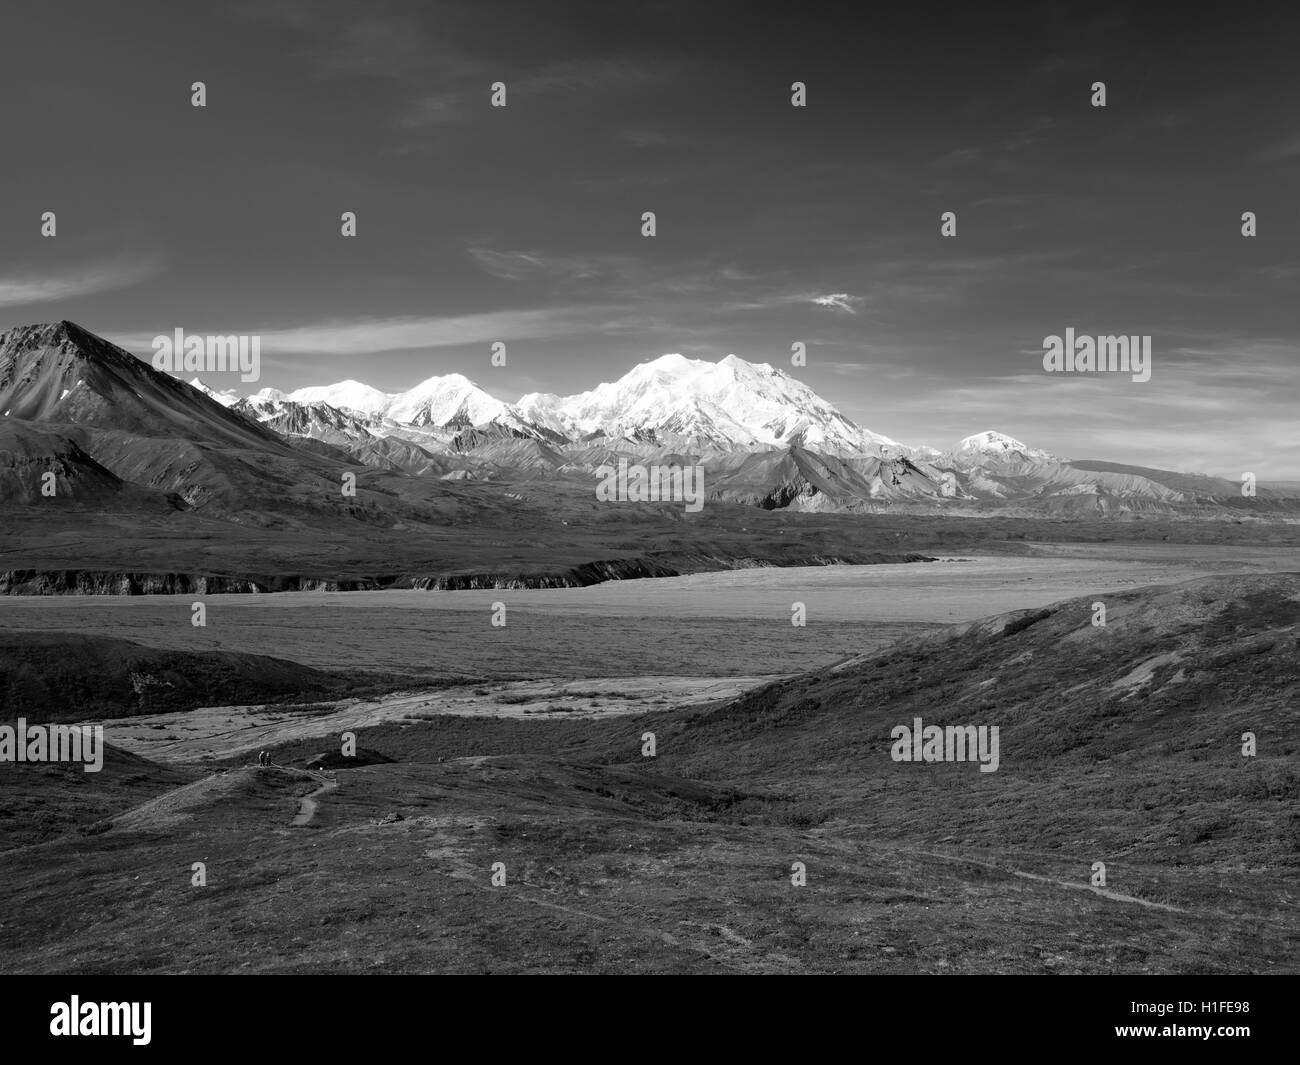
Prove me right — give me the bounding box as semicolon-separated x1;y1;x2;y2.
85;675;784;763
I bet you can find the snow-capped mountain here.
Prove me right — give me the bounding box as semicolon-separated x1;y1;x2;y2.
191;358;1069;468
231;392;375;447
953;430;1059;463
519;353;899;455
287;380;389;416
188;378;240;408
382;373;529;431
276;374;539;436
223;353;904;455
187;376;382;448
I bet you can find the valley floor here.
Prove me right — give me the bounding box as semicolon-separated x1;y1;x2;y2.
2;544;1296;678
1;542;1296;974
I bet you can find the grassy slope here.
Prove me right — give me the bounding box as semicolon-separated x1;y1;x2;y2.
0;744;199;851
1;574;1297;973
0;631;423;722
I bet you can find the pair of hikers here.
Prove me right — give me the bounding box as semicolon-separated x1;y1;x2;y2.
257;751;272;767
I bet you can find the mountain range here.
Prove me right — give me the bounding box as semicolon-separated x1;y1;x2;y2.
1;321;1294;524
191;350;900;457
179;337;1291;518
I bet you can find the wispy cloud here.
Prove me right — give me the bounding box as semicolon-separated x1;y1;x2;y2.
112;308;593;358
400;58;670;128
1001;115;1061;153
0;254;164;308
811;293;862;314
517;58;666;95
468;247;624;283
468;246;765;308
230;4;478;83
935;147;983;168
873;340;1299;475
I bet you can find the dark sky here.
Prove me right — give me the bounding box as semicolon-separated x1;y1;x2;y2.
1;0;1296;475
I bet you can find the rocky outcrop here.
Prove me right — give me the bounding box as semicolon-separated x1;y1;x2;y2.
0;570;382;595
0;552;936;595
400;551;936;591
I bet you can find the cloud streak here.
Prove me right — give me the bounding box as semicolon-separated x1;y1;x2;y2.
112;308;594;358
0;254;164;308
811;294;862;314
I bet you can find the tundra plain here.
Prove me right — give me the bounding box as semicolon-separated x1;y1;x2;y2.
1;541;1296;974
